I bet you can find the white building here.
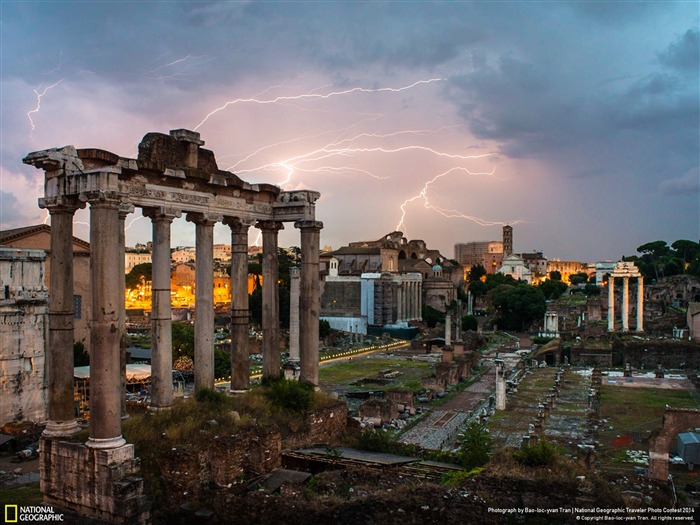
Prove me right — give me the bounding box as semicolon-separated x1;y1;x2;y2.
498;254;533;283
125;251;152;274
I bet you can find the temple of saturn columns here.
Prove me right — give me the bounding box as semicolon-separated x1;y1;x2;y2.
23;129;322;524
607;261;644;332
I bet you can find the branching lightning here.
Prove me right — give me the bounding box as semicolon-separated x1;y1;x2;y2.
27;80;63;136
193;78;443;131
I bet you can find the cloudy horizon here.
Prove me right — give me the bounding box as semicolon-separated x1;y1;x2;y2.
1;1;698;263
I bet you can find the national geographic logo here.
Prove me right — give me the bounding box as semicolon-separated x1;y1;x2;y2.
4;505;64;522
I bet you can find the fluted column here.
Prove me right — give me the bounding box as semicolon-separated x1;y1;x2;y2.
144;207;180;407
289;267;301;364
637;277;644;332
42;198;81;437
622;277;629;332
418;281;423;320
397;283;404;322
258;221;284;380
607;276;615;331
295;220;323;386
85;190;125;449
187;212;220;391
118;204;134;419
224;217;252;391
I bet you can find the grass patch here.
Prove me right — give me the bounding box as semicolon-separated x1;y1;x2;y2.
598;385;699;448
0;483;43;507
319;358;434;391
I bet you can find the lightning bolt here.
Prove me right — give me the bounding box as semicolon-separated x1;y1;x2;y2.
193;78;443;131
395;166;520;236
27;80;63;137
125;215;145;231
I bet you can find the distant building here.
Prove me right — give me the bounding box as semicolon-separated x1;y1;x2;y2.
172;247;196;264
595;262;617;286
502;225;513;256
0;224;92;351
213;244;232;261
498;254;533;283
454;241;503;274
518;252;547;282
0;248;48;424
125;250;151;274
320;231;459;335
547;259;586;283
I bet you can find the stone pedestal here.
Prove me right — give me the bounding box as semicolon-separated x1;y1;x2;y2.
495;359;506;411
41;438;150;524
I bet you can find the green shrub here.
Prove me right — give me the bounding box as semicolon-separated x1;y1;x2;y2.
264;378;314;413
195;387;228;406
356;428;394;452
442;467;484;486
513;439;558;467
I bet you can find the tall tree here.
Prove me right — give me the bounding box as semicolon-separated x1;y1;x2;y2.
493;284;546;331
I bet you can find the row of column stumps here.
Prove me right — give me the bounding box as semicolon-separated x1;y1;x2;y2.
526;367;566;445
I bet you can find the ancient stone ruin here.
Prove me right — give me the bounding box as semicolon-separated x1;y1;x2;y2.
23;129;323;524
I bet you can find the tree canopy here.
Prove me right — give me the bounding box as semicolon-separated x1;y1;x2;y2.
624;239;700;280
125;262;152;289
493;284;546;331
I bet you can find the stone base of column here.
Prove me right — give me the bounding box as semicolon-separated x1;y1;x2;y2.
40;438;151;525
86;435;127;449
42;420;80;438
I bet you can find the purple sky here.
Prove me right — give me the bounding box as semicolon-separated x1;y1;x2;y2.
1;1;698;262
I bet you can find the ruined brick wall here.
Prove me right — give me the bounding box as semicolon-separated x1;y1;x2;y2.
285;401;348;448
0;249;48;425
320;280;361;316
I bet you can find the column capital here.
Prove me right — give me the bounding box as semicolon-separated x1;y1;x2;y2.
186;211;221;226
39;195;85;214
257;220;285;233
79;190;123;207
223;216;254;230
294;220;323;231
143;206;181;222
118;203;135;220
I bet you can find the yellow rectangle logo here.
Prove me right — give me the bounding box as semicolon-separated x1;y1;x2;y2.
5;504;18;523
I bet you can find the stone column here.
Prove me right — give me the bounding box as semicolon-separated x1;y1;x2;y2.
636;277;644;332
42;198;81;437
295;220;323;386
224;217;252;392
86;191;126;449
118;205;134;419
418;281;422;320
622;277;629;332
607;276;615;331
445;313;452;346
289;266;301;364
396;283;404;322
259;221;284;380
144;207;180;408
187;212;220;391
495;359;506;410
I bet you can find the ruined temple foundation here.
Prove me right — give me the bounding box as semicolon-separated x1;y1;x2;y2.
41;439;150;524
25;129;323;524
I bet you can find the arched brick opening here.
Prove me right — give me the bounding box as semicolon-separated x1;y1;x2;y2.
648;407;700;480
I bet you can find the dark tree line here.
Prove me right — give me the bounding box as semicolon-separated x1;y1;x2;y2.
623;239;700;281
